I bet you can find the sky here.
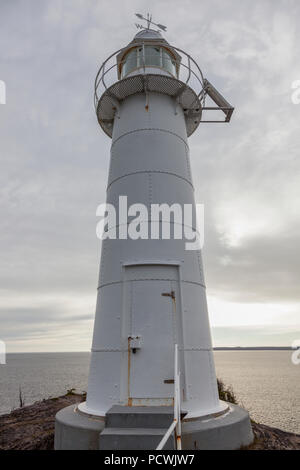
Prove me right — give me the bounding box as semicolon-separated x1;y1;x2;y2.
0;0;300;352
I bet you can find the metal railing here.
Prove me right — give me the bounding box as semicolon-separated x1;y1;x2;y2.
94;41;206;111
94;43;234;125
156;344;182;450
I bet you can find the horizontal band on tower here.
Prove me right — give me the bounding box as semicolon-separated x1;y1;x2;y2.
91;348;127;353
97;279;206;290
107;169;194;191
100;219;200;234
111;127;189;149
90;347;213;353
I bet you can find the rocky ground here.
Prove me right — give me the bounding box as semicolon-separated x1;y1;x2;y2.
248;422;300;450
0;393;299;450
0;393;84;450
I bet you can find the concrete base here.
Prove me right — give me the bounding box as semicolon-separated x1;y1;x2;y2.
55;404;105;450
182;403;253;450
55;402;253;450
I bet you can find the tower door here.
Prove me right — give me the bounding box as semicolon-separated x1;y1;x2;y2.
123;264;181;405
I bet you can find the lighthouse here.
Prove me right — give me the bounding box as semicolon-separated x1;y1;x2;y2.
55;15;253;450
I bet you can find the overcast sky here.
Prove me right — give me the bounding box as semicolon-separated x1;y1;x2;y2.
0;0;300;352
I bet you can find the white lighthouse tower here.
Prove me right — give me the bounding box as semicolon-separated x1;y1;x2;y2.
55;15;253;450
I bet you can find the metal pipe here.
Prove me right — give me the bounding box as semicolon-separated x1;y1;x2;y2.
156;344;182;450
156;420;177;450
174;344;182;449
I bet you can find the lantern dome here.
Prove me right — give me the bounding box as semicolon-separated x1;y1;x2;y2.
134;29;163;40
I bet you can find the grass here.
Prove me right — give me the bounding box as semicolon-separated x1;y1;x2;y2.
18;386;25;408
65;389;86;398
217;378;238;404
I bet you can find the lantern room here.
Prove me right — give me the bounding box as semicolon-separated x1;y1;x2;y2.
116;29;181;79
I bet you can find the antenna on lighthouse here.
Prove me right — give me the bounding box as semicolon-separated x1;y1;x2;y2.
135;12;167;32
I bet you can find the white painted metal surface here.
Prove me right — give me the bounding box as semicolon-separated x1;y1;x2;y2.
79;28;229;420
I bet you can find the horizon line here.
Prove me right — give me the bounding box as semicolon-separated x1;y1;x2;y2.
4;346;294;354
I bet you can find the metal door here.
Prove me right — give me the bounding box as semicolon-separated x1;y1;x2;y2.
124;264;180;405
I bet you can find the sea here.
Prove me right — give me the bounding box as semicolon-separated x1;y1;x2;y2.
0;350;299;434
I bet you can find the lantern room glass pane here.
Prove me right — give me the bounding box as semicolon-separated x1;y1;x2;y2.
144;46;161;67
162;49;176;76
122;48;138;77
121;46;177;78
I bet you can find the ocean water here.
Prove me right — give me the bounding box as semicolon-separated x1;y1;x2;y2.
0;351;299;434
214;350;300;434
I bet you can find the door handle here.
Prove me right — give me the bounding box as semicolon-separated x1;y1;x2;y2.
161;290;175;299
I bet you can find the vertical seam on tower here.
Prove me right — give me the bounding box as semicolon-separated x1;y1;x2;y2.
197;251;202;284
185;146;192;183
108;148;115;182
129;281;133;337
198;251;205;286
100;239;106;284
208;349;218;406
148;172;153;212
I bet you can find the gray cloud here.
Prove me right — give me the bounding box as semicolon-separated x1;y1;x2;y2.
1;306;93;339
